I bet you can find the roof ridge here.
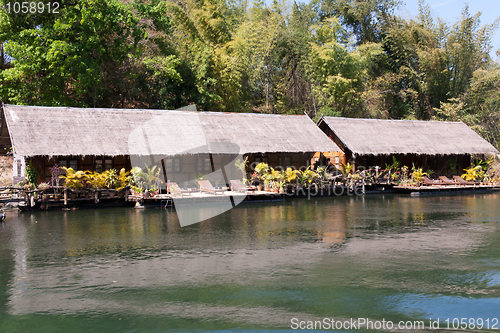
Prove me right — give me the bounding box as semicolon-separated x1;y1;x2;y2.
323;116;464;125
5;105;308;117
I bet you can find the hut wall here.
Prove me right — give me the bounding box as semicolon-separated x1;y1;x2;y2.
246;152;312;172
351;153;473;176
311;151;346;170
134;154;242;189
28;155;132;185
27;152;326;188
0;155;13;186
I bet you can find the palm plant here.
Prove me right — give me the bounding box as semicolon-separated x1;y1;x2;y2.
132;165;163;192
129;167;145;193
234;157;249;184
340;162;353;178
102;169;118;189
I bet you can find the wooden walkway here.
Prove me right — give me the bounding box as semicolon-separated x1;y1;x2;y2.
128;190;285;208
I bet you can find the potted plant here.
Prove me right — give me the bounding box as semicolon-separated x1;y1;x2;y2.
251;172;262;190
102;169;118;189
462;165;485;182
254;162;269;189
115;168;130;197
130;185;144;196
101;169;118;197
278;180;286;193
299;166;319;189
49;164;61;187
60;167;86;190
410;167;427;186
86;171;105;190
283;167;299;193
149;184;159;196
267;168;283;192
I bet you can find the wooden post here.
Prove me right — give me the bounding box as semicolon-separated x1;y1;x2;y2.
161;159;168;192
63;188;67;205
209;153;215;172
220;155;231;189
221;156;235;203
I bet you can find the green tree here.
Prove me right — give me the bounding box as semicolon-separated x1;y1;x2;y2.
316;0;401;45
380;1;498;120
0;0;144;107
435;67;500;148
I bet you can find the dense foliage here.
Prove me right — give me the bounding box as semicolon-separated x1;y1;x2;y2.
1;0;499;146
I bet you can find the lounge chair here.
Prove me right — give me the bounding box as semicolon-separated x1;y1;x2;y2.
452;176;479;185
167;182;192;196
230;180;256;193
198;180;225;195
438;176;456;185
423;176;442;186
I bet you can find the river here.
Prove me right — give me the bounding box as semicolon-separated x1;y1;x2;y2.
0;193;499;332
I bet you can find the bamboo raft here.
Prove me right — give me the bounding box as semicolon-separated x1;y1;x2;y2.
7;181;497;211
394;183;500;196
10;187;287;211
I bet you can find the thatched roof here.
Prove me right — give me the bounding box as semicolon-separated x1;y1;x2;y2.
3;105;339;157
318;116;499;156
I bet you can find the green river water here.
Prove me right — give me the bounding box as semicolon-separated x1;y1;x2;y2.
0;193;499;332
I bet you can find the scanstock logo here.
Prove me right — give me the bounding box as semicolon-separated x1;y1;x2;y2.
127;107;246;227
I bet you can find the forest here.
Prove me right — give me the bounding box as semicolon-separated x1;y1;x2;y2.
1;0;500;147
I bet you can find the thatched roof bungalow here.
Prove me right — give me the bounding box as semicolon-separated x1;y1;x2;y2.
3;104;340;185
317;116;499;173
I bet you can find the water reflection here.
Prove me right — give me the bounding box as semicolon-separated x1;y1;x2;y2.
0;193;499;331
